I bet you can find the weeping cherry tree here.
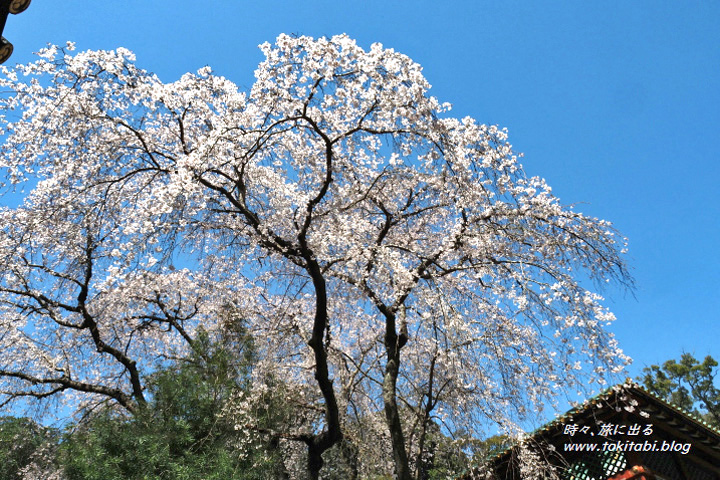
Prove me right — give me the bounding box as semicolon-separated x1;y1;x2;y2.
0;36;632;479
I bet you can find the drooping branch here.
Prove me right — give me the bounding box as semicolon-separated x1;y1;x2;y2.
0;369;137;413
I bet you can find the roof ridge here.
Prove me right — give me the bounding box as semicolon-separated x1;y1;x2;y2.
629;378;720;437
459;379;720;479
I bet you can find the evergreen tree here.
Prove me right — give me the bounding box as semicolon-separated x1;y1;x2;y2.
60;330;282;480
640;353;720;429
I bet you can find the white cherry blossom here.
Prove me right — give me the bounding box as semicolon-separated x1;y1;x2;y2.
0;35;631;479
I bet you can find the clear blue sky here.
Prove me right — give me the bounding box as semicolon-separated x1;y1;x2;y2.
5;2;719;388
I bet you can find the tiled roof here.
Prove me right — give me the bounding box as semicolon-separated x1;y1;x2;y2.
459;379;720;479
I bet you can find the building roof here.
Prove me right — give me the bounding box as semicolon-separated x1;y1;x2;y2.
460;379;720;479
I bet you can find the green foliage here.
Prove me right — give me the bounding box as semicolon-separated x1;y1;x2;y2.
59;329;279;480
0;416;59;480
425;434;511;480
60;411;251;480
640;353;720;429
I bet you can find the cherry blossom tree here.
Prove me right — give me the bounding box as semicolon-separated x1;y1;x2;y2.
0;35;632;479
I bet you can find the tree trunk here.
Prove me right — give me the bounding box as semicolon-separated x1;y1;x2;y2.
304;257;343;479
415;354;438;480
307;444;323;480
383;326;412;480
